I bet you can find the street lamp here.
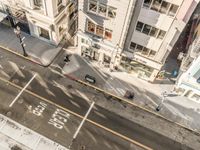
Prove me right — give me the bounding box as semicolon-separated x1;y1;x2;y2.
156;91;167;111
14;26;28;57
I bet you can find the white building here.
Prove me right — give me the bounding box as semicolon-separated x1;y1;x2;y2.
175;13;200;102
0;0;77;45
76;0;137;69
122;0;199;82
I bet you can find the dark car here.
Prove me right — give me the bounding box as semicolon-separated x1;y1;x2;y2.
85;74;96;84
124;90;134;99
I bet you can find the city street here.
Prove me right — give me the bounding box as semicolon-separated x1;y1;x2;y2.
0;46;200;149
61;52;200;131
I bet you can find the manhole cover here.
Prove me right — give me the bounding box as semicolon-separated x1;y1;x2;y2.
6;111;12;117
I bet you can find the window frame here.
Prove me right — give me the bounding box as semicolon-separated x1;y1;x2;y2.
98;3;107;17
151;0;162;12
136;21;144;32
89;0;97;13
168;4;179;17
143;0;152;8
157;30;166;39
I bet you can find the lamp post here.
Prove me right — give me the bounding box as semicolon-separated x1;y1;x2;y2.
14;26;28;57
156;91;167;111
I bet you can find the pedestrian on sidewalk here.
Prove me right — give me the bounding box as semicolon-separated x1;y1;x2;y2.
64;54;70;62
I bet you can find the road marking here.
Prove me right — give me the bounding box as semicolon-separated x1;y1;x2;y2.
9;74;37;107
48;108;70;129
0;76;153;149
1;76;197;150
32;102;47;116
69;102;95;148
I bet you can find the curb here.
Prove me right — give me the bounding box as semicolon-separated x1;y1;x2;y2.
0;45;46;67
0;44;63;67
64;73;200;136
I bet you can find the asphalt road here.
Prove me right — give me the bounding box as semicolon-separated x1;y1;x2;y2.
0;48;199;150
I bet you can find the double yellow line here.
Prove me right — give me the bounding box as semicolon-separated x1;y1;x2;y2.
0;76;153;150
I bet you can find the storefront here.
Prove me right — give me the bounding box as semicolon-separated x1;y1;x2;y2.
120;56;157;81
81;45;100;61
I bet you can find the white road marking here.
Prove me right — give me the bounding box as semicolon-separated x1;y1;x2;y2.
32;102;47;116
9;74;37;107
48;108;70;129
70;101;95;148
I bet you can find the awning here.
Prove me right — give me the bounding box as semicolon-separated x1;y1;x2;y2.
0;12;7;22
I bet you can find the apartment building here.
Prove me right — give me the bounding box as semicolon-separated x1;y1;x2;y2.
76;0;137;69
0;0;77;45
175;13;200;102
122;0;199;82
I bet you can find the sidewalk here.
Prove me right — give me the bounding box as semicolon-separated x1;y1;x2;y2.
0;24;63;66
0;114;68;150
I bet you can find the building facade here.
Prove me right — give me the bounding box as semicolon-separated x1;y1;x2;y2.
76;0;137;70
175;13;200;102
0;0;77;45
122;0;199;82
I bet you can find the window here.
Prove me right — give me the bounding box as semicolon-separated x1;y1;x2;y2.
39;27;50;40
89;0;97;12
149;27;158;37
81;38;85;43
86;20;112;40
136;21;144;32
168;4;178;17
151;0;162;11
135;44;143;52
157;30;166;39
98;4;107;16
108;7;116;18
88;1;116;19
33;0;43;7
105;29;112;40
149;50;156;57
142;24;151;35
159;1;170;14
96;25;104;37
130;42;136;50
143;0;152;8
142;47;150;55
87;21;95;33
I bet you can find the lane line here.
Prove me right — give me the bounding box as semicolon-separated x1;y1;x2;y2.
0;76;153;150
69;102;95;148
9;74;37;107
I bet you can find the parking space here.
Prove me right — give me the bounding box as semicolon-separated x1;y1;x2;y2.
0;79;81;147
71;121;145;150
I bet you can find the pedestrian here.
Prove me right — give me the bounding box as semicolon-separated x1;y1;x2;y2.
64;55;70;62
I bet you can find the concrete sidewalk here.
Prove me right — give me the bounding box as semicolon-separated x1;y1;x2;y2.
0;114;68;150
0;24;63;66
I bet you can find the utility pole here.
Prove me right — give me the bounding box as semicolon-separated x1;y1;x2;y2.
14;26;28;57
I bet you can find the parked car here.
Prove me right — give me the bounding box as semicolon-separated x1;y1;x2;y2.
85;74;96;84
